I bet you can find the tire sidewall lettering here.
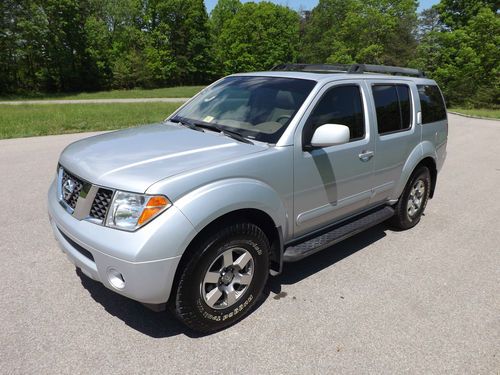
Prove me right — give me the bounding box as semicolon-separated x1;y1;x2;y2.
196;294;254;322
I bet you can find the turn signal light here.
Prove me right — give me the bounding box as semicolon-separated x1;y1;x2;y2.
137;196;171;226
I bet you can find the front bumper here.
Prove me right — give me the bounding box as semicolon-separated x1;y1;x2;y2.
48;179;197;304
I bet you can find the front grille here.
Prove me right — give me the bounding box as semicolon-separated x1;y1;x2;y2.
61;169;84;209
58;166;115;224
90;188;114;220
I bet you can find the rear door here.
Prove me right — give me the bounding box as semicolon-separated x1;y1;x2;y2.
366;80;419;204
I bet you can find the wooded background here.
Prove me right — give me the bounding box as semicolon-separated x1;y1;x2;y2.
1;0;498;107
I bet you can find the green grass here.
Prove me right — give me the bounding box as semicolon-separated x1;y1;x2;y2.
449;107;500;119
0;102;181;139
0;86;204;101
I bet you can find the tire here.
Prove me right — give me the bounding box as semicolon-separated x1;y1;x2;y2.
391;166;431;230
171;222;270;333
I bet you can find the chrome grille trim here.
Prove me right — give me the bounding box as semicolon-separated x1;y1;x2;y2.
58;166;115;224
61;169;83;209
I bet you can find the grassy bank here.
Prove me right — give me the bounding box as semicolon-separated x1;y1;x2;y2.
0;86;204;101
0;102;181;139
449;108;500;119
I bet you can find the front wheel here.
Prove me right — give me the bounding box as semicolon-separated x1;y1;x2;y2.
171;222;269;333
391;166;431;230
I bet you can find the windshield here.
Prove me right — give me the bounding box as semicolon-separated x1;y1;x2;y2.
171;76;316;143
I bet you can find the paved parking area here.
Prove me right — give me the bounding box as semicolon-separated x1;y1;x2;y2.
1;114;498;374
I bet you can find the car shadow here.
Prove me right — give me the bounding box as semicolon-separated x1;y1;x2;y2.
267;224;388;294
76;223;388;338
76;268;201;339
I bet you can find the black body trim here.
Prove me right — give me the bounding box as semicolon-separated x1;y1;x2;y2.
283;205;394;262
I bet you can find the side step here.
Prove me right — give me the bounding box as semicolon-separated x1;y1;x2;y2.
283;206;394;262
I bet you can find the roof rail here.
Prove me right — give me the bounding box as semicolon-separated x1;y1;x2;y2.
271;63;425;78
272;63;353;73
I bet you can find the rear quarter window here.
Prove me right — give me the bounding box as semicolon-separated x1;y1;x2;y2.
417;85;447;124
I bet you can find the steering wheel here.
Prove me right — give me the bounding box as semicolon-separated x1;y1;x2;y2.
276;115;292;124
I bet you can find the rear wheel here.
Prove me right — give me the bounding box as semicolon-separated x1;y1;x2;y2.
391;166;431;230
171;222;269;333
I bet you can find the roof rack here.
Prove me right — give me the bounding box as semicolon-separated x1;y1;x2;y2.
271;63;426;78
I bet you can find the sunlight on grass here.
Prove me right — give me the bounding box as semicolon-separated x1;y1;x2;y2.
0;102;181;139
0;86;204;101
449;108;500;119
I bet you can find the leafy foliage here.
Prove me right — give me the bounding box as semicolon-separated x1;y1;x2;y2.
214;2;300;75
436;0;499;29
301;0;419;66
414;5;499;107
0;0;498;107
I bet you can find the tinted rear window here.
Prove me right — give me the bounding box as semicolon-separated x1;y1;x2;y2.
372;84;412;135
397;85;411;129
417;85;447;124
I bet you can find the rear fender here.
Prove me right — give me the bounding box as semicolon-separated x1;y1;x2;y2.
392;141;437;200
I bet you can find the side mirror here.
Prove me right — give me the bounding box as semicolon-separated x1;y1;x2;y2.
309;124;350;148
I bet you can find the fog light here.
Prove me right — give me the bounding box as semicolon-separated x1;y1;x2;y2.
107;268;125;289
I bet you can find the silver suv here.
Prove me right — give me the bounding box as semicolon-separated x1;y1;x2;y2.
48;64;448;333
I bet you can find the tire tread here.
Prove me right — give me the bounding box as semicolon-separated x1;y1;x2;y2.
172;222;269;333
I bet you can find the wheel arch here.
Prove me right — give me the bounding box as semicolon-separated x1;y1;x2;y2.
396;155;437;200
168;208;283;304
394;142;438;201
416;156;437;198
168;178;288;302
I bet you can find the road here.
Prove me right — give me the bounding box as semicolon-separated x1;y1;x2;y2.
1;114;498;374
0;98;190;105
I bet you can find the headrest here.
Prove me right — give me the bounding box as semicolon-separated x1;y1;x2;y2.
275;91;296;109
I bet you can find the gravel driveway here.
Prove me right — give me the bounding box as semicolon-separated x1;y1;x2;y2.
1;114;498;374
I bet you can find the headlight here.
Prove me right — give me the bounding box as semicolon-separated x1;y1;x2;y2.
105;191;171;231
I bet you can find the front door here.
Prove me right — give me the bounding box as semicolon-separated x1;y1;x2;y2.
293;81;375;237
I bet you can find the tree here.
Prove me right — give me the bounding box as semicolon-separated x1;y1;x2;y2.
414;6;499;107
436;0;499;29
0;0;51;93
210;0;241;36
300;0;419;66
37;0;104;91
417;6;441;40
214;2;300;75
149;0;212;85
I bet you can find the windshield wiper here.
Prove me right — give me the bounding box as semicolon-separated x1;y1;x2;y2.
170;116;253;145
219;128;254;145
193;122;254;144
169;116;204;132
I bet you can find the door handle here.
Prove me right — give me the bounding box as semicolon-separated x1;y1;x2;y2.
359;150;374;162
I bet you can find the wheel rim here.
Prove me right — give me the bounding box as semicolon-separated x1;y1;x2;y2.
201;247;254;310
407;179;426;218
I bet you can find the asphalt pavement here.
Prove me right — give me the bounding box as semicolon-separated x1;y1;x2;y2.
1;114;498;374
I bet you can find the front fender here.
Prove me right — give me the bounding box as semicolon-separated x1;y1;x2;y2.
173;178;287;237
392;141;437;200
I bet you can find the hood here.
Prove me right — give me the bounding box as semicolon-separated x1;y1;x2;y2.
59;123;266;192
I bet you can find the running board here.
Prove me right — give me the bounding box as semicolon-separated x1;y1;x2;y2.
283;206;394;262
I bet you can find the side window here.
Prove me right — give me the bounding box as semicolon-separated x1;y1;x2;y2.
372;84;412;135
397;85;411;129
304;85;365;144
417;85;447;124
